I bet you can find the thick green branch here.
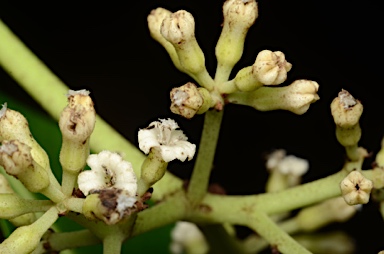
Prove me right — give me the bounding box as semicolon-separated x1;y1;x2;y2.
187;110;223;205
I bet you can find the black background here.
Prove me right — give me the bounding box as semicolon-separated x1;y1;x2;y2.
0;0;383;253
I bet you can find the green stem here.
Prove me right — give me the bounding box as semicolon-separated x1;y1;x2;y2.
0;19;181;201
132;191;188;236
199;224;245;254
103;234;123;254
187;110;223;205
48;229;100;251
248;210;310;254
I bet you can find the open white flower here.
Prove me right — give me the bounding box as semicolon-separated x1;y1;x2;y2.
77;151;137;197
138;119;196;162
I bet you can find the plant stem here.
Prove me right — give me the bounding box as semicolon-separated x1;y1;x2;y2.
48;229;100;251
247;210;311;254
103;234;123;254
132;191;187;236
199;224;245;254
187;110;223;205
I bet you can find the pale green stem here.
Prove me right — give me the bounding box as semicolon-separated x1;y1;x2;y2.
132;191;187;236
103;234;124;254
187;110;223;205
345;144;359;161
63;197;84;213
215;63;233;84
248;210;311;254
0;19;181;201
199;224;246;254
243;217;301;253
32;206;60;235
61;171;78;197
48;229;100;251
192;70;215;91
189;170;350;222
40;184;65;204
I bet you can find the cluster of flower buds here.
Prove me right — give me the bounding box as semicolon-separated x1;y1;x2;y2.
148;0;320;119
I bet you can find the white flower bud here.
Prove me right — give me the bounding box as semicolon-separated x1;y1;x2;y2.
331;89;363;128
228;79;319;115
0;103;50;171
161;11;207;78
253;50;292;85
331;90;363;147
0;140;50;193
340;170;373;205
148;8;184;71
170;83;213;119
77;151;137;197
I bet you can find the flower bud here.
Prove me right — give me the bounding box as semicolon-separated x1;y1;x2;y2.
170;83;213;119
296;197;359;232
0;193;52;220
161;11;213;89
253;50;292;85
215;0;258;81
0;140;50;193
331;90;363;147
59;90;96;196
0;103;50;170
147;8;184;72
0;206;58;253
340;170;373;205
228;79;319;115
0;174;36;226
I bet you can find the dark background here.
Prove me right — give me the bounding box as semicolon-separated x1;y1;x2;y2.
0;0;383;253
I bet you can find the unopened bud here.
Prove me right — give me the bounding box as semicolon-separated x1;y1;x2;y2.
0;140;49;193
59;90;95;174
161;11;212;89
331;90;363;147
0;103;50;170
148;8;184;71
228;79;319;115
215;0;258;81
253;50;292;85
340;170;373;205
170;83;213;119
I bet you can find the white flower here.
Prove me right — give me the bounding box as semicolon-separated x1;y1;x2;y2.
170;221;208;254
138;119;196;162
77;151;137;196
266;149;309;176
